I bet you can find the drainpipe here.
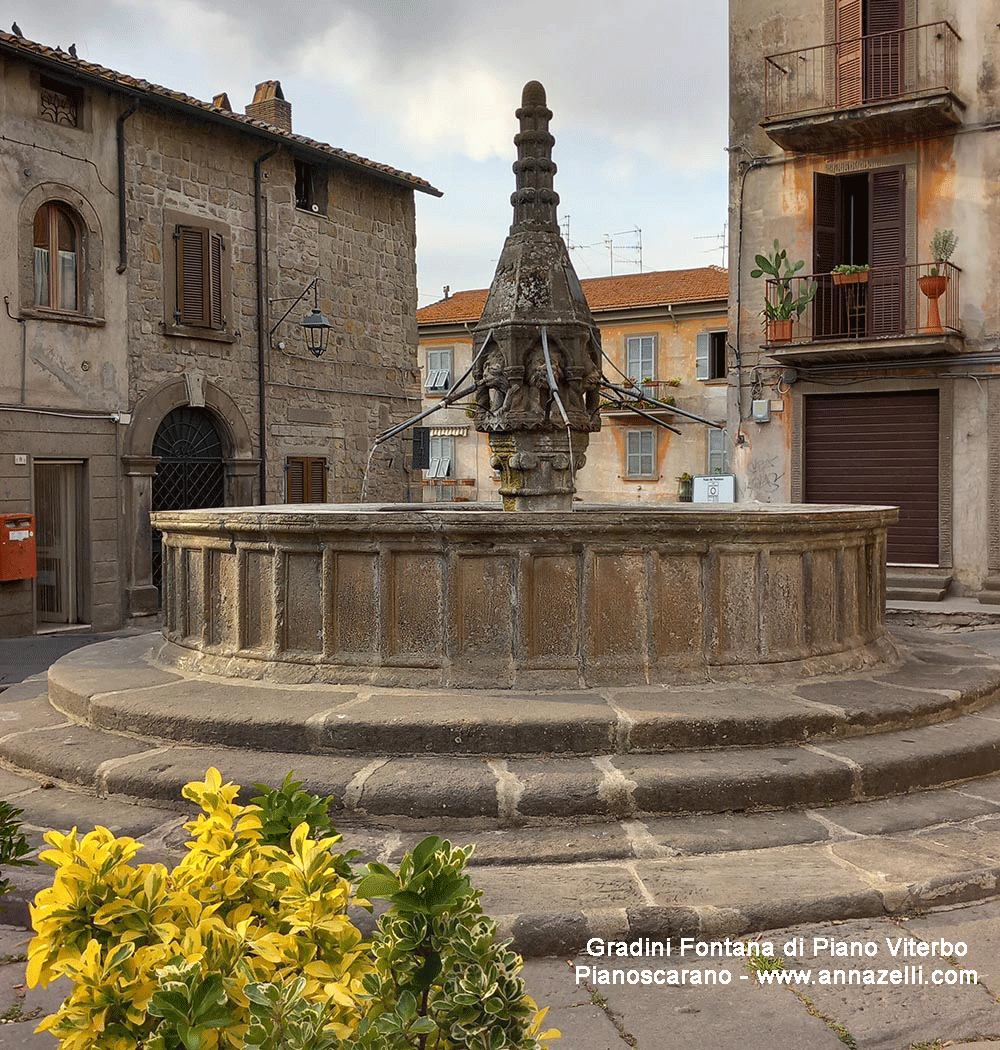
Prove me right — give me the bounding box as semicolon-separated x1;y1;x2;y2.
254;146;279;504
116;97;140;274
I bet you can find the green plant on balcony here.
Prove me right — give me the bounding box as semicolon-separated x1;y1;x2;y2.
751;241;817;342
928;229;957;276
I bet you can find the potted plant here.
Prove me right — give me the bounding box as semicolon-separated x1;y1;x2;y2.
831;263;870;286
751;241;817;344
919;229;957;332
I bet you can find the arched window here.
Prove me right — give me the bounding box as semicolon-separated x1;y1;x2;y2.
33;202;80;311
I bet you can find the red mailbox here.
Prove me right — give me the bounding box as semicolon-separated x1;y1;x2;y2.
0;514;37;581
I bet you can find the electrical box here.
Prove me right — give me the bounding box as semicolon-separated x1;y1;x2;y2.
693;475;735;503
752;399;771;423
0;513;37;581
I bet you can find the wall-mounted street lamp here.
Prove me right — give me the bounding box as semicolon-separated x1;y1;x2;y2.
269;278;333;358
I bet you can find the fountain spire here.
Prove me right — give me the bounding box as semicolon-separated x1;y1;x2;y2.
471;81;602;511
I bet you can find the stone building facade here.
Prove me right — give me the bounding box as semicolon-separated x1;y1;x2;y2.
0;32;438;636
416;268;729;504
729;1;1000;600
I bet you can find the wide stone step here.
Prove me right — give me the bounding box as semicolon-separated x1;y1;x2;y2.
6;679;1000;825
42;632;1000;757
4;752;1000;957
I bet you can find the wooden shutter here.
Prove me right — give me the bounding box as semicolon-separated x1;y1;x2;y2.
307;458;326;502
286;458;305;503
868;167;905;336
176;226;209;326
835;0;863;106
696;333;710;380
864;0;904;100
209;232;224;329
813;173;840;338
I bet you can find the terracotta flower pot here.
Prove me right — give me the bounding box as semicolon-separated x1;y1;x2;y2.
767;319;793;344
918;274;948;333
832;271;869;286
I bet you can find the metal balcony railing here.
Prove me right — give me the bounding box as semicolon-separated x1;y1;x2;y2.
763;262;961;345
764;22;959;120
602;380;678;412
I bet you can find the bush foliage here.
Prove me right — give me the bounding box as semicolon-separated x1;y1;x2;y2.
26;769;557;1050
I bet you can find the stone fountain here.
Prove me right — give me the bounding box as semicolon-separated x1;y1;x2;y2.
14;85;1000;957
152;82;896;690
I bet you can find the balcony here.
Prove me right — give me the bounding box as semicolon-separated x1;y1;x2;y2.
762;262;963;365
601;380;677;418
762;22;963;152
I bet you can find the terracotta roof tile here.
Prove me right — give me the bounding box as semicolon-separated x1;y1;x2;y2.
418;266;728;325
0;31;441;197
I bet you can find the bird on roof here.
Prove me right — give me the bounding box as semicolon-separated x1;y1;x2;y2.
68;43;77;58
11;21;23;36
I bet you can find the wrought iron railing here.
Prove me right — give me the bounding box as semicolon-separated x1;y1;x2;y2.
763;261;961;345
602;380;678;410
764;22;959;120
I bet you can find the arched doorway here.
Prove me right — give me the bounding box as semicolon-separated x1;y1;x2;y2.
151;406;226;593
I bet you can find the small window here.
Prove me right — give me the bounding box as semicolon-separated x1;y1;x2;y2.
708;429;728;474
427;435;454;479
39;75;81;127
174;224;225;329
286;457;327;503
426;348;454;392
626;335;656;394
33;202;80;311
294;159;328;214
625;428;657;479
697;331;728;380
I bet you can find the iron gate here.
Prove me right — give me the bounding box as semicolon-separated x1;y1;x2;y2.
151;406;225;594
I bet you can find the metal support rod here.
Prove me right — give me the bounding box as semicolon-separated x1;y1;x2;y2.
601;391;681;434
268;278;317;345
372;384;477;446
539;327;570;426
371;334;495;447
601;381;720;428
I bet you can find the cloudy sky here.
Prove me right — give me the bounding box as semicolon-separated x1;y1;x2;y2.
16;0;729;306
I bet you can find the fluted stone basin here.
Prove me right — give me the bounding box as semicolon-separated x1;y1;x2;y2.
151;503;898;689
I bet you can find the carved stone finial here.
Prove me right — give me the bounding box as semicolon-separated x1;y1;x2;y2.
511;79;558;233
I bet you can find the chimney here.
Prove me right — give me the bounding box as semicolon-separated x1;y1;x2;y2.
245;80;291;132
212;92;232;111
443;285;450;299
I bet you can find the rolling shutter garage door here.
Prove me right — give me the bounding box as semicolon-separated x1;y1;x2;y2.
804;391;939;564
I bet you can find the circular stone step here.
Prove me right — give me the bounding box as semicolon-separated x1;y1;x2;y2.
2;628;1000;827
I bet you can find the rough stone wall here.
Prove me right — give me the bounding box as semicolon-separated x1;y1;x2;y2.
124;108;420;504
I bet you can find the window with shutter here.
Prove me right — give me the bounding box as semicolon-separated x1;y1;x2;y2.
708;429;728;474
812;166;904;339
835;0;863;106
286;457;327;503
625;429;656;479
863;0;904;101
170;219;228;332
427;436;455;479
425;348;454;391
697;331;728;381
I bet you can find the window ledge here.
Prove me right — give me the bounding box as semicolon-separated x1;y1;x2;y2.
19;307;105;327
162;323;237;344
623;476;660;483
294;205;328;218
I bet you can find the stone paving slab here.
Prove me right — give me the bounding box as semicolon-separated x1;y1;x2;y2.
778;915;1000;1050
0;693;71;741
820;786;1000;837
569;955;849;1050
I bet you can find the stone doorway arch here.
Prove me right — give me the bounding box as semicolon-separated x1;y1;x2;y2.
122;377;257;616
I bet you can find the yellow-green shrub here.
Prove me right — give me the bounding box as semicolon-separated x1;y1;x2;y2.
26;768;558;1050
27;768;368;1050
